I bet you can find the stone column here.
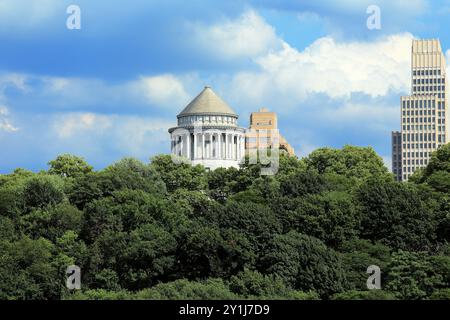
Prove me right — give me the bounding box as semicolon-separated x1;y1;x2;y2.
218;133;222;159
225;134;229;159
216;133;220;159
231;134;234;160
202;134;206;159
234;134;237;160
180;135;183;157
241;134;245;161
187;133;191;160
193;134;197;159
205;134;209;159
237;135;240;160
175;135;179;156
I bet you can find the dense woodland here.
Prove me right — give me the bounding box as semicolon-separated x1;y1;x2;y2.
0;144;449;300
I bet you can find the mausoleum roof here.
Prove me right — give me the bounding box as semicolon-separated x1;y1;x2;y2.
178;86;237;117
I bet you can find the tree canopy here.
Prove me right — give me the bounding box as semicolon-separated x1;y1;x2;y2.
1;145;449;300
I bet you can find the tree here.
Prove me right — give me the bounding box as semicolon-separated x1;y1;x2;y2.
262;231;347;297
339;239;391;291
358;177;436;251
22;175;66;211
48;154;93;178
0;237;62;300
279;191;360;248
150;155;207;193
305;145;390;181
21;203;83;241
103;158;167;195
385;251;445;300
331;290;396;300
216;201;282;253
279;168;327;198
229;269;318;299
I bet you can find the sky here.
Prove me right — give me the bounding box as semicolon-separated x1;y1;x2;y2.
1;0;450;173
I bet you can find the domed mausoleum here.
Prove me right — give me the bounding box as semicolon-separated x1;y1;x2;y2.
168;86;245;170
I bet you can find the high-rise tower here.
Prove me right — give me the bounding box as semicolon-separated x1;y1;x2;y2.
392;39;449;181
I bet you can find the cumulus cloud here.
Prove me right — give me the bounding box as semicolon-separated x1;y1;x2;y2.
0;72;195;114
134;75;191;109
228;32;413;108
53;113;112;138
52;112;172;159
0;73;29;93
0;0;64;31
191;10;282;59
0;106;18;132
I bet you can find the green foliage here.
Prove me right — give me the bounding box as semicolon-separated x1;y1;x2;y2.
358;177;436;251
331;290;396;300
385;250;448;300
229;269;319;299
0;237;62;300
48;154;93;178
339;239;391;291
305;145;390;181
23;175;66;211
1;146;450;300
262;231;347;298
150;155;207;192
429;288;450;300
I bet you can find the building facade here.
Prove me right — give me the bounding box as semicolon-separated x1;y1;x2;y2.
168;86;245;170
392;39;449;181
246;108;295;156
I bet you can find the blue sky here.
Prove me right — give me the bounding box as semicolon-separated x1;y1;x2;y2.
1;0;450;173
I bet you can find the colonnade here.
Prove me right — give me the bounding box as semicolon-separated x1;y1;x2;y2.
171;131;244;161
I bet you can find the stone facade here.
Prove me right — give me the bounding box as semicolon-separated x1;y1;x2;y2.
168;86;245;170
392;39;449;181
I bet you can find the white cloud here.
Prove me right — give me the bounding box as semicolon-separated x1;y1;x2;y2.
298;0;428;15
134;75;191;109
0;72;196;113
191;10;281;59
0;0;64;30
0;73;29;93
320;102;398;131
228;32;413;107
53;112;112;138
0;106;18;132
52;112;173;158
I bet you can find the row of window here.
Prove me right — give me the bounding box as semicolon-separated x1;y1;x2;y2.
413;69;442;76
403;132;436;142
412;86;445;93
402;125;439;131
403;110;446;117
403;163;426;173
402;100;447;109
404;159;428;166
403;151;431;158
403;143;437;149
402;117;435;123
403;118;446;125
246;137;271;143
413;77;445;84
178;115;237;125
